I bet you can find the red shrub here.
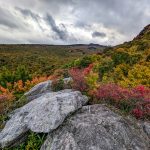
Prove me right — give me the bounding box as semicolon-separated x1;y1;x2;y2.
132;85;150;101
95;83;131;102
132;108;144;119
69;64;94;92
131;85;150;119
83;64;93;75
95;83;150;119
69;68;88;92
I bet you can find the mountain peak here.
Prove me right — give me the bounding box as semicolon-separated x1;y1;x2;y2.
134;24;150;40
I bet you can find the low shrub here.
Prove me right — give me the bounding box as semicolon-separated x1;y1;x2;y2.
69;64;99;92
0;90;15;129
131;85;150;119
95;84;150;119
68;63;150;120
0;87;15;114
84;64;99;90
0;65;31;88
69;68;88;92
52;79;64;92
4;132;47;150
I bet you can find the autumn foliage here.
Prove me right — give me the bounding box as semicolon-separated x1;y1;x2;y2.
1;25;150;124
69;64;150;120
95;84;150;119
0;75;53;119
69;68;88;92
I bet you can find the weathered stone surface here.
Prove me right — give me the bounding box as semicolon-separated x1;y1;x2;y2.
0;90;88;148
142;122;150;139
24;78;73;101
24;80;52;101
41;105;150;150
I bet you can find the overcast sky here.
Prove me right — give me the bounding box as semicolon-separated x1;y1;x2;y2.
0;0;149;45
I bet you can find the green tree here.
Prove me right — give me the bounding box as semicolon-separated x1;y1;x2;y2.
15;65;31;82
0;67;15;87
99;57;114;81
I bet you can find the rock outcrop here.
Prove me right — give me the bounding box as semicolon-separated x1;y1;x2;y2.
24;78;72;101
140;122;150;139
41;105;150;150
0;78;149;149
0;89;88;148
24;80;52;101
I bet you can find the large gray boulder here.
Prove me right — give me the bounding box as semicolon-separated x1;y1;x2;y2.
24;80;52;101
139;122;150;139
0;89;88;148
143;122;150;138
41;105;150;150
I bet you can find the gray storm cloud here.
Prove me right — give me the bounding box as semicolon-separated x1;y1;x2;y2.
15;7;45;32
0;0;149;45
0;7;19;29
15;7;40;22
45;14;68;41
92;32;106;38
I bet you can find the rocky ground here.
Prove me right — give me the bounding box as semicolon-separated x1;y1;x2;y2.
0;79;150;150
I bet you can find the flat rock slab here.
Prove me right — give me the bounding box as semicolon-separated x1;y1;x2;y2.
41;105;150;150
0;89;88;148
